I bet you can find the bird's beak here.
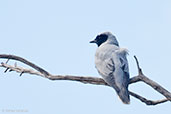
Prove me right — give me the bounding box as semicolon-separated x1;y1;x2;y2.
89;40;96;43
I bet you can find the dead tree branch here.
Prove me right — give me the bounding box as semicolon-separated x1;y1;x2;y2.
0;54;170;105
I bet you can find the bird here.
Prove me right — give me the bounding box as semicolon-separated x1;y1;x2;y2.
90;32;130;104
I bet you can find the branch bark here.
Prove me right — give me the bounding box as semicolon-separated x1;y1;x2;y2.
0;54;170;105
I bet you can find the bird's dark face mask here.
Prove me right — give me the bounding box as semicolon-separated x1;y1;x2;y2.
90;34;108;47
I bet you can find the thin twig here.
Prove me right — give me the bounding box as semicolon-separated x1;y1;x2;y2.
134;56;143;75
4;67;9;73
5;59;10;64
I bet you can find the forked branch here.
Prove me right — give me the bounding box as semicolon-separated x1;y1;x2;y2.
0;54;170;105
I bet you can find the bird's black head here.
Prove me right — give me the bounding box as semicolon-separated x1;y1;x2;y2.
90;34;108;47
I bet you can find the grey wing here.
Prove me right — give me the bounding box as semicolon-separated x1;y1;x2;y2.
118;55;130;88
97;53;129;90
110;55;129;90
113;52;130;104
95;49;130;104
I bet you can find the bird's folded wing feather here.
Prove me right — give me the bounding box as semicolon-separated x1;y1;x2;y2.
96;49;129;91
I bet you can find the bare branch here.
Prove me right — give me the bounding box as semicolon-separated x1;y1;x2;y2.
133;56;171;101
0;54;50;76
137;75;171;101
129;91;169;105
0;54;170;105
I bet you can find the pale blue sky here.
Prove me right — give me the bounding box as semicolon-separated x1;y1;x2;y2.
0;0;171;114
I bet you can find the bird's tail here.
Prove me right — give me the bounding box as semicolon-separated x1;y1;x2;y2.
117;88;130;104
